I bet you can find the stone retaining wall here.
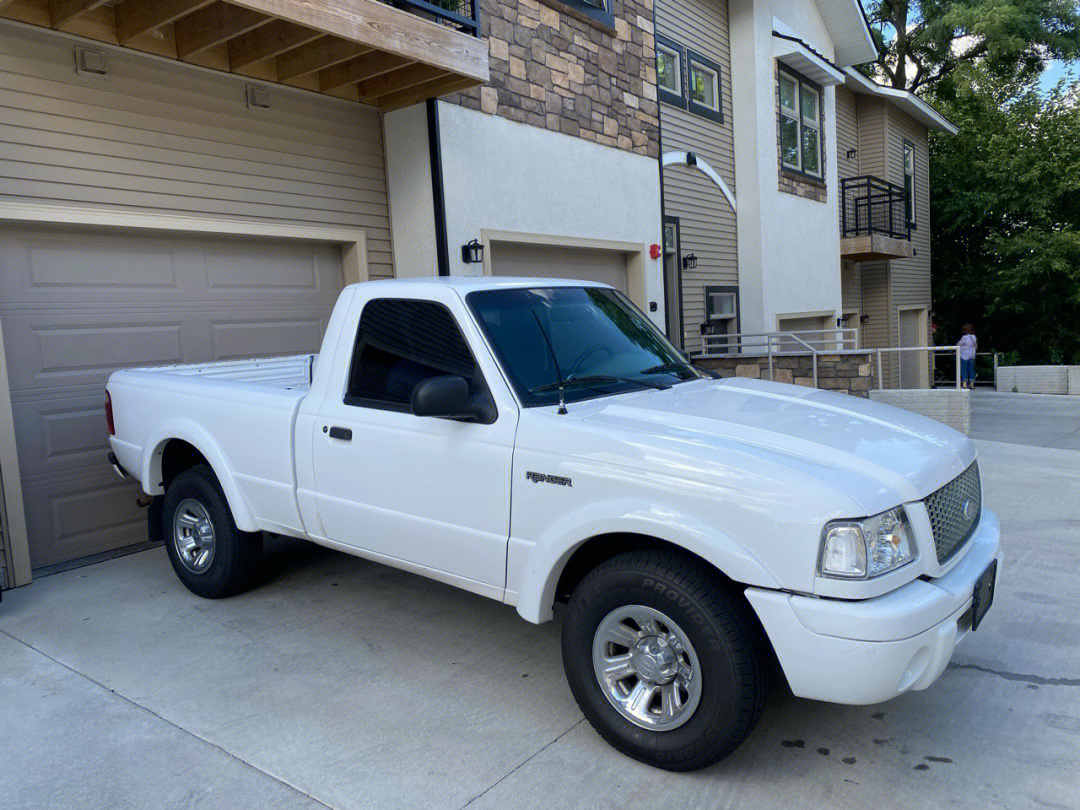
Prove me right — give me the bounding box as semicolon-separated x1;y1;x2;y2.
696;353;874;396
869;389;971;435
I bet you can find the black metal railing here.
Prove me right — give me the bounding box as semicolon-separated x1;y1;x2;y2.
384;0;480;35
841;175;910;240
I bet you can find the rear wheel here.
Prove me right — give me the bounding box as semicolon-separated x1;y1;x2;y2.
561;550;768;771
163;465;262;599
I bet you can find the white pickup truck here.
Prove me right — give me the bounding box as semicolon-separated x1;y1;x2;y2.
107;277;1001;771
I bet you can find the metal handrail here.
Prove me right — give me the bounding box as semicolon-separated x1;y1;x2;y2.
385;0;479;34
700;328;859;358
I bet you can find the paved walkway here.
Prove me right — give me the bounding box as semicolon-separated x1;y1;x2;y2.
2;439;1078;810
970;390;1080;449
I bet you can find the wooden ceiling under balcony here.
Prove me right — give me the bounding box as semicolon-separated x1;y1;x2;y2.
0;0;489;110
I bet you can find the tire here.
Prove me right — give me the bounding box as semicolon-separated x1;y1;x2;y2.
162;465;262;599
561;550;769;771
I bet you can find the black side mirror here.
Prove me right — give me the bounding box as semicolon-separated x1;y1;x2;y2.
412;375;474;420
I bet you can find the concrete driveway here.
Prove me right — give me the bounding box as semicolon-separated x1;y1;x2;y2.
2;437;1078;810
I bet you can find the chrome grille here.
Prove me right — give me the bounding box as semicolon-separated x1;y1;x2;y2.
924;462;982;563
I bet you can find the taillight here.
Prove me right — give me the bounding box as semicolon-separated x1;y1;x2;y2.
105;390;115;436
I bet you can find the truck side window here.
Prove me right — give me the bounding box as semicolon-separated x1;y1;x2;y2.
345;298;478;411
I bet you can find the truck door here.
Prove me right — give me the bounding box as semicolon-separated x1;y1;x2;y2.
309;294;517;594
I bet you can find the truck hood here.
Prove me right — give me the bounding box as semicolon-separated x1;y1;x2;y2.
575;377;975;514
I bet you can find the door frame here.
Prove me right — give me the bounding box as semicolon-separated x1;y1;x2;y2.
478;228;649;312
0;202;368;588
662;216;685;348
896;305;930;388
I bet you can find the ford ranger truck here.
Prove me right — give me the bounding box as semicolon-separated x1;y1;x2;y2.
106;278;1001;771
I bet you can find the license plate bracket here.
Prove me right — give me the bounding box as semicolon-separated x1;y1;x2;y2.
971;559;998;631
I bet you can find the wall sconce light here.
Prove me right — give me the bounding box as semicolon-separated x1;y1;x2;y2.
846;148;858;159
461;239;484;264
682;253;698;269
837;315;849;327
860;314;870;325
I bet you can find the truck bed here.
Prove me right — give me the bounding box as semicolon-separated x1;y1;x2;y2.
117;354;316;391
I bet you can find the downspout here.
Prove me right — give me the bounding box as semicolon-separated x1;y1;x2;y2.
426;98;450;276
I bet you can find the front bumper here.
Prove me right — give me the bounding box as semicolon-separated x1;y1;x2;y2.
746;510;1002;705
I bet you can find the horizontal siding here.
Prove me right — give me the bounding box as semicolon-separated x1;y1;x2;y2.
836;84;859;231
657;0;736;352
885;108;932;344
0;23;393;278
856;96;886;179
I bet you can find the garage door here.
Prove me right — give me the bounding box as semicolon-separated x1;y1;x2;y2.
0;224;345;569
490;242;629;293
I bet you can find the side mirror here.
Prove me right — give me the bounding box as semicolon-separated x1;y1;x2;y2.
412;375;474;420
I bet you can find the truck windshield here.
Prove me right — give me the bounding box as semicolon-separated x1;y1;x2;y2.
467;286;702;407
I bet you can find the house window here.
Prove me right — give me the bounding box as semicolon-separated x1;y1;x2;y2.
687;50;723;123
703;286;739;350
778;67;823;180
346;298;480;411
903;140;916;226
656;35;685;108
552;0;614;30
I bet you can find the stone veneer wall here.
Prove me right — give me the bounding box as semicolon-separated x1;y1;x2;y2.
869;390;970;435
444;0;661;158
696;353;873;396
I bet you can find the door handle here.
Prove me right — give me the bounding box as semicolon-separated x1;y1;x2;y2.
327;426;352;441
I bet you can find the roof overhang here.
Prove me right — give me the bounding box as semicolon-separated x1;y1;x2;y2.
813;0;877;67
0;0;489;110
773;32;845;86
844;68;959;134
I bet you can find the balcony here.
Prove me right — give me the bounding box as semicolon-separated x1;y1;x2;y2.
840;175;914;261
1;0;489;110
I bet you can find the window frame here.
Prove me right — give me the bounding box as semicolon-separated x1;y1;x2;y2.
343;297;489;416
777;65;824;181
903;139;916;228
544;0;614;32
655;34;686;109
702;285;740;347
686;49;724;124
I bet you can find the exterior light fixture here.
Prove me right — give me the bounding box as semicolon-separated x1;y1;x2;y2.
682;253;698;269
846;148;857;159
860;314;870;325
461;239;484;264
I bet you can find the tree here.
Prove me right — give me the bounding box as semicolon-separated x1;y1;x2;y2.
929;68;1080;364
862;0;1080;93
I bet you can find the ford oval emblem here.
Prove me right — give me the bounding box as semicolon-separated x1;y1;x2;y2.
961;498;975;521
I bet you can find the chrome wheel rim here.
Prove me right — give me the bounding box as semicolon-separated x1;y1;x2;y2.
591;604;702;731
172;498;216;574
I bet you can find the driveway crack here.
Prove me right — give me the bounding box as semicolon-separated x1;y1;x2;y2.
459;717;586;808
948;660;1080;687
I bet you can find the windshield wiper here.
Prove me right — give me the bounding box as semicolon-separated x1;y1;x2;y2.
639;362;694;376
529;375;670;396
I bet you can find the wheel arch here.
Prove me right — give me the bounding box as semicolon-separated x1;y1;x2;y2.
141;423;259;533
512;505;781;624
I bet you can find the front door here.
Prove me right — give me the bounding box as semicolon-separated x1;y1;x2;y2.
310;296;516;592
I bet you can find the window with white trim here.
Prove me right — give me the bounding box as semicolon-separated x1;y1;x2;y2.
687;50;723;123
778;67;823;179
657;44;680;96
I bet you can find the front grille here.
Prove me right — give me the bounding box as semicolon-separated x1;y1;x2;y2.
924;462;982;563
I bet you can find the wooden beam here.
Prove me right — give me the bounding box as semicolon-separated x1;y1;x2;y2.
277;36;370;82
174;2;270;58
356;63;447;103
224;0;488;82
115;0;215;43
228;19;320;69
48;0;108;28
380;74;479;112
319;51;411;92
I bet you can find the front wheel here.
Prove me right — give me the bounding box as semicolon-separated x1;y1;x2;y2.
561;550;769;771
163;465;262;599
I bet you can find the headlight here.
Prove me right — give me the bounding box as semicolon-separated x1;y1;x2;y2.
819;507;916;579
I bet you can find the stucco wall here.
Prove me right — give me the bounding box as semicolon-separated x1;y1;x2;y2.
996;366;1075;395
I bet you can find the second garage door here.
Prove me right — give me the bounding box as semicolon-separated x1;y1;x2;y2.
0;224;346;569
489;242;629;293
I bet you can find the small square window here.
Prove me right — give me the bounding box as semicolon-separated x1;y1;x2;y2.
686;50;723;123
656;35;686;108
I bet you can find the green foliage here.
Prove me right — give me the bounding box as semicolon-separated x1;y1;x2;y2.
862;0;1080;92
929;68;1080;363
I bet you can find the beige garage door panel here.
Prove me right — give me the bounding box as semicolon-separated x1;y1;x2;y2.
491;242;629;293
0;225;345;568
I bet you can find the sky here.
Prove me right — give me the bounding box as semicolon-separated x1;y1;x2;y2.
1039;60;1076;92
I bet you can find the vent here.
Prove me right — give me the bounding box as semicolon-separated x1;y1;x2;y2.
246;84;271;110
75;47;107;78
